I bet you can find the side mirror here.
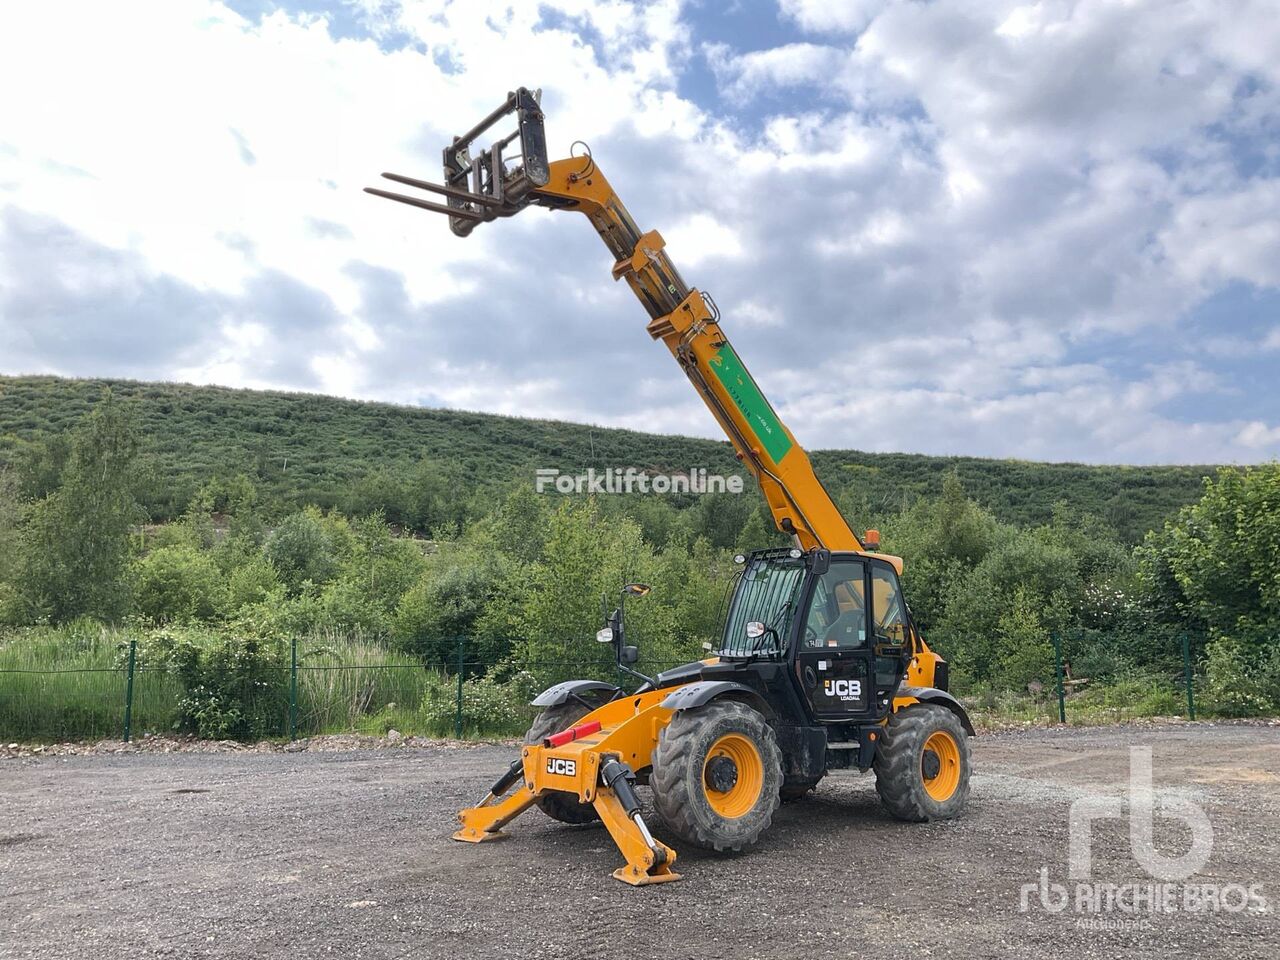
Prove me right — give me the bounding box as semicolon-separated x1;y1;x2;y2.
746;621;767;640
621;645;639;664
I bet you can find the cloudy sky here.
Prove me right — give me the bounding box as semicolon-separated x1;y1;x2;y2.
2;0;1278;465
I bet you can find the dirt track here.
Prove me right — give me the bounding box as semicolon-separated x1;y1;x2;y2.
2;724;1278;959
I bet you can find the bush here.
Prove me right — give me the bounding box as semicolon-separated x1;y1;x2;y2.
321;577;393;636
1204;634;1277;717
393;545;507;665
419;670;536;737
153;628;288;739
263;508;343;594
220;555;281;615
233;585;325;640
134;545;225;623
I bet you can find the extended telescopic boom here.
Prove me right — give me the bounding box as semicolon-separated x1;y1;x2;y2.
365;87;891;562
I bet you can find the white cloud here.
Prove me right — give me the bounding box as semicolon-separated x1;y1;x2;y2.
1;0;1279;466
1161;179;1280;288
779;0;892;34
706;42;846;97
665;212;746;266
1235;421;1280;449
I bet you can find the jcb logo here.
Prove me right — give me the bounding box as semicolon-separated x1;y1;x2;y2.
823;679;862;701
546;757;577;777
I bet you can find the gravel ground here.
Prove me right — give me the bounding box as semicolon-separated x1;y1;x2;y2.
2;723;1277;959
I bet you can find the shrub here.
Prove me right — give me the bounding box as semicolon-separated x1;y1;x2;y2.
1204;634;1276;717
419;670;536;737
320;577;392;637
393;547;507;665
133;545;225;623
220;555;281;615
153;628;288;739
263;509;342;593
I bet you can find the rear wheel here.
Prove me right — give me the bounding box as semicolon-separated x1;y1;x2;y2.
874;703;971;822
651;700;782;852
524;702;600;825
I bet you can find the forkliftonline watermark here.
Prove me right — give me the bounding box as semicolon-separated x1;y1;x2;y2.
535;467;745;495
1020;747;1268;928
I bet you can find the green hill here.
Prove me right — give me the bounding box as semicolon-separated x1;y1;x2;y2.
0;375;1212;541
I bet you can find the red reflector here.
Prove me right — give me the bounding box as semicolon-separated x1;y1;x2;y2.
545;720;602;748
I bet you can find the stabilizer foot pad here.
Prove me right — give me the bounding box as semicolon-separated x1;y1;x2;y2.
611;866;682;886
452;828;508;843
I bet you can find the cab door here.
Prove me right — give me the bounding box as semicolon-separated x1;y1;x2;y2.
793;557;912;722
794;558;874;720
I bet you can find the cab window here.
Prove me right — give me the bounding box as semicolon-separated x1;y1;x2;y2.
871;566;907;643
803;560;866;648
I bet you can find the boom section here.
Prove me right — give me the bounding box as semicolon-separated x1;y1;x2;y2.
531;159;862;555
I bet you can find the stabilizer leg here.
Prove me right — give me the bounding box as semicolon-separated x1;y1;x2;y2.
595;760;680;885
453;758;538;842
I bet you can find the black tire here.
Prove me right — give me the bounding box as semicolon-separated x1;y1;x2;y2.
523;702;600;825
650;700;782;852
874;703;971;822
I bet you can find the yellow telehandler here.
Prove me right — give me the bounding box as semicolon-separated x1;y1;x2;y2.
366;88;972;885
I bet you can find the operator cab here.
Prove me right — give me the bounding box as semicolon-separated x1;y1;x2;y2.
718;548;912;724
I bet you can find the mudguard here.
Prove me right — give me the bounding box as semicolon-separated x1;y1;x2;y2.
660;680;774;718
896;684;975;735
530;679;620;708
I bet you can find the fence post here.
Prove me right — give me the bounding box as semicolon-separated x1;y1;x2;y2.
454;636;466;739
123;639;137;743
289;635;298;741
1182;633;1196;721
1051;632;1066;724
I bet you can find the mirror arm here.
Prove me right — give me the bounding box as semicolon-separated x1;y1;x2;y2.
609;591;655;687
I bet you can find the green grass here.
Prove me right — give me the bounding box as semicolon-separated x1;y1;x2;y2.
0;374;1215;541
0;624;182;741
962;670;1196;730
0;624;528;743
295;631;446;734
2;623;1210;744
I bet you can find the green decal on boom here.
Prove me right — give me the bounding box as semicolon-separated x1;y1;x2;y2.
707;345;794;464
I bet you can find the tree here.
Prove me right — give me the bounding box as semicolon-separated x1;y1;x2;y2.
407;457;470;535
510;499;659;686
1138;465;1280;712
394;541;510;665
738;506;787;551
134;545;225;622
0;469;22;622
17;391;144;622
263;507;342;593
886;473;1002;632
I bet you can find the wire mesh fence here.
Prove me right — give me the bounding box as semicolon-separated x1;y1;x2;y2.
0;632;1204;743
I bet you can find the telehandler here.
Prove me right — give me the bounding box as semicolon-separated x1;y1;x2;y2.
366;88;973;885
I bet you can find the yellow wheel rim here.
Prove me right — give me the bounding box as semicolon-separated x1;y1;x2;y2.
702;733;764;818
922;730;961;802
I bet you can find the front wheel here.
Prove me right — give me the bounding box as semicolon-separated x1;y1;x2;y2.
874;703;971;822
524;702;600;825
650;700;782;852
